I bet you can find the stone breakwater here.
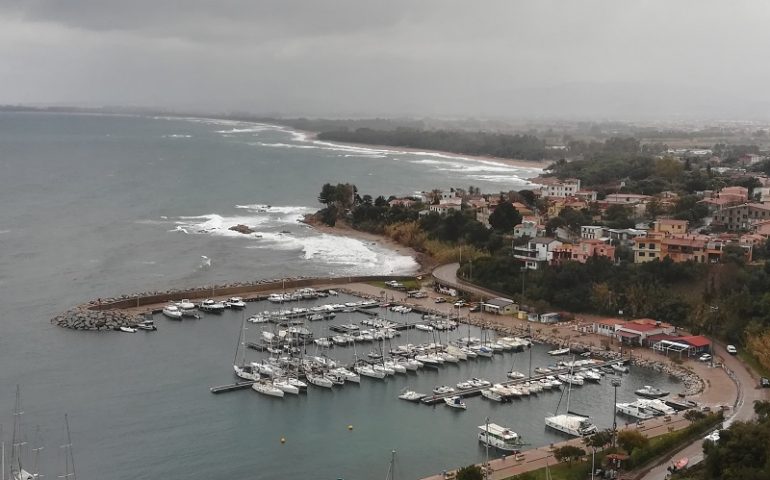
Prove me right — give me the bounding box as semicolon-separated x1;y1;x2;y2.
463;317;705;397
51;308;144;331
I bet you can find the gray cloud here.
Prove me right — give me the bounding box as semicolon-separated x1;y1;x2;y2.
1;0;769;119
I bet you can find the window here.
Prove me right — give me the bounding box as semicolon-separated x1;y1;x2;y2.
650;253;657;258
638;252;645;257
638;243;646;249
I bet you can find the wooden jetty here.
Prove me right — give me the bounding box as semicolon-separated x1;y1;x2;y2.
210;381;258;394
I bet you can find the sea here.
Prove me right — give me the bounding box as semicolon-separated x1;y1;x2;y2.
0;112;680;479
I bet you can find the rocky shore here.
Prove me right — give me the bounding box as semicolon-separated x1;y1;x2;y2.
51;307;144;331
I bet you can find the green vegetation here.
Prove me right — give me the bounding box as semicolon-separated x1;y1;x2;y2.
317;128;553;161
672;401;770;480
552;445;586;465
455;464;484;480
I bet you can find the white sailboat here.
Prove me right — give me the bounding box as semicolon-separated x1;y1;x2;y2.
545;360;597;437
233;315;260;381
58;414;76;480
252;381;285;397
11;386;35;480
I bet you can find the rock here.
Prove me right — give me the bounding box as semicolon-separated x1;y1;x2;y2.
229;224;256;235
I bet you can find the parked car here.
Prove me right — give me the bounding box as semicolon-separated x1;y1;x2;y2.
434;297;447;304
726;345;737;355
453;300;467;308
469;304;481;312
761;377;770;388
699;353;713;362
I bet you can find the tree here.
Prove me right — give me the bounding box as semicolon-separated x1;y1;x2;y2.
684;409;707;423
488;202;522;233
553;445;586;465
455;464;484;480
616;429;649;454
584;429;613;450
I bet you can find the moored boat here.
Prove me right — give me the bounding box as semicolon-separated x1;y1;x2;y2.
478;423;524;452
635;385;669;398
162;304;183;320
199;298;225;313
252;380;285;397
444;396;467;410
398;389;426;402
225;297;246;309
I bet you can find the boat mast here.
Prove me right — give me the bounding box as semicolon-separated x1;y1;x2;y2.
12;385;27;479
484;417;490;480
58;414;76;480
2;424;5;480
384;449;396;480
30;426;43;479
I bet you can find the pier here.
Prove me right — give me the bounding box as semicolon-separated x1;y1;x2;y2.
210;381;258;394
420;359;627;405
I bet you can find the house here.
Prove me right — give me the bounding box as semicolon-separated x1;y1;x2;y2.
539;178;581;198
593;318;627;337
652;219;688;235
514;218;545;239
514;237;564;270
713;203;770;231
581;226;605;240
482;297;519;315
615;318;675;346
575;190;599;202
604;193;653;205
678;335;712;354
511;202;535;217
428;198;462;215
527;312;561;323
568;239;616;263
606;228;647;246
388;198;417;208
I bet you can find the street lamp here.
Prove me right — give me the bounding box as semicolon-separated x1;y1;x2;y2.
484;417;490;480
611;377;621;448
520;267;526;301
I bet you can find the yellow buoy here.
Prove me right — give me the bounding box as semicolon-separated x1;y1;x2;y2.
347;425;353;431
280;437;286;444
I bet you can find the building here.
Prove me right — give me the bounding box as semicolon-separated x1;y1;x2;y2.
652;219;688;235
539;178;582;198
713;203;770;231
615;319;675;346
604;193;653;205
527;312;561;323
568;239;616;263
482;298;519;315
593;318;627;337
514;237;564;270
581;226;605;240
513;218;545;239
428;198;462;215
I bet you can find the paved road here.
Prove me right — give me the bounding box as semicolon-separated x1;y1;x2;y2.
640;343;769;479
432;263;509;300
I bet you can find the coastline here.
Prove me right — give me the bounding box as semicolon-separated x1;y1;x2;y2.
304;130;552;172
301;216;435;273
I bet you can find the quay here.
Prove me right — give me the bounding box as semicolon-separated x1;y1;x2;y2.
420;359;627;405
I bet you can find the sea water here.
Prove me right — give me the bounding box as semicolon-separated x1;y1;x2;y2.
0;112;678;479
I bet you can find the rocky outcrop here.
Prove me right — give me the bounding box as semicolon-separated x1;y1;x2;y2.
50;308;143;331
228;224;256;234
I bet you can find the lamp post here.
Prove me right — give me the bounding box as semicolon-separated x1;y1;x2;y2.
484;417;490;480
520;267;526;301
611;377;621;448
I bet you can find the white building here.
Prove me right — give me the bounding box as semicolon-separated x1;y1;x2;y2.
514;237;564;270
540;179;581;198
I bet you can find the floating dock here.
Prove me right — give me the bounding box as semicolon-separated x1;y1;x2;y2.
210;381;257;394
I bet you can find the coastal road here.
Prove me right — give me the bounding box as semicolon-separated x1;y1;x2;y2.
640;343;769;480
432;263;508;300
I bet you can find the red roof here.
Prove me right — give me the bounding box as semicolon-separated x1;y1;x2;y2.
678;335;711;348
619;323;660;332
596;318;626;326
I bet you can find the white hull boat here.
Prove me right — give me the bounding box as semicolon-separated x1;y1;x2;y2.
481;389;504;402
199;299;225;313
162;305;183;320
273;378;300;395
444;396;467;410
225;297;247;309
616;401;655;420
545;413;596;437
478;423;524;452
306;373;334;388
355;364;385;379
252;381;285;398
398;389;426;402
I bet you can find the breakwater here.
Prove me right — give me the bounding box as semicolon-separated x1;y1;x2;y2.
50;274;419;330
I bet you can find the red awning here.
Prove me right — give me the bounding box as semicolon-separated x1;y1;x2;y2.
616;331;640;339
678;335;711;348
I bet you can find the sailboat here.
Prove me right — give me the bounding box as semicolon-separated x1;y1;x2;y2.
59;414;76;480
233;314;260;381
11;386;35;480
544;359;597;437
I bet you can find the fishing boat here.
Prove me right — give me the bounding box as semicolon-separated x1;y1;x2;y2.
225;297;247;309
252;380;285;397
635;385;669;398
444;396;467;410
199;299;225;313
478;423;524;452
162;304;183;320
398;389;426;402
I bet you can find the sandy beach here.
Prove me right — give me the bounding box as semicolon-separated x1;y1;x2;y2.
304;130;552;171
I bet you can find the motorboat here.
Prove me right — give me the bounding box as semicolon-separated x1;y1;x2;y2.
472;345;494;358
314;337;333;348
119;326;136;333
444;396;467;410
580;370;602;382
507;370;526;380
162;305;183;320
544;413;597;437
538;378;554;390
534;367;553;375
548;347;570;356
481;389;504;402
248;314;269;323
415;324;434;332
367;351;383;360
433;385;456;395
526;381;543;394
478;423;524;452
398;389;426;402
616;400;655;420
225;297;247;309
199;299;225;313
635;385;670;398
175;299;199;317
306;372;334;388
273;378;300;395
268;293;286;303
468;378;492;388
611;363;629;374
136;320;157;331
252;381;284;398
635;398;676;416
557;374;584;386
457;381;473;390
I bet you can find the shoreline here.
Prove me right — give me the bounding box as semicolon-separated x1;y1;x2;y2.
304;130;552;172
300;216;436;273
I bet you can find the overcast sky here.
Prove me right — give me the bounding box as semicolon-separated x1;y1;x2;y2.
1;1;769;119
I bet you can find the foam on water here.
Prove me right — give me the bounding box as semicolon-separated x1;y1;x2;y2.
161;134;192;139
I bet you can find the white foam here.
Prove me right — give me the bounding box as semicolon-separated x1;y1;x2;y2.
162;134;192;139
